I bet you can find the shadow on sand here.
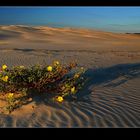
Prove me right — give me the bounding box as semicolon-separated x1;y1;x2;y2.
0;31;22;40
13;48;35;52
76;63;140;100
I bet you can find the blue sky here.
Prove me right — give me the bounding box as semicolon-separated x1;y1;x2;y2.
0;7;140;33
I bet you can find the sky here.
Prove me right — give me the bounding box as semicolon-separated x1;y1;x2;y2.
0;7;140;33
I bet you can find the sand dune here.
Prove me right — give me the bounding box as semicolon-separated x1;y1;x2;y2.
0;25;140;127
0;25;140;51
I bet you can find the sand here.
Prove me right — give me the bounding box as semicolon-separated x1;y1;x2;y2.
0;25;140;127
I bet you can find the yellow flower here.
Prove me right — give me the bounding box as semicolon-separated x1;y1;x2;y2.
74;74;80;79
81;67;84;70
54;61;60;66
19;66;25;69
7;93;14;99
2;64;7;70
56;96;64;103
2;76;8;82
71;86;76;94
47;66;53;72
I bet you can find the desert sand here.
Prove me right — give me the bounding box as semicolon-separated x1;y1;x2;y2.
0;25;140;127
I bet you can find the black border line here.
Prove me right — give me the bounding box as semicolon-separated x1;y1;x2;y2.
0;0;140;6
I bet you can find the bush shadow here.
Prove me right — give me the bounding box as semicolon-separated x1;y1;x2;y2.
76;63;140;100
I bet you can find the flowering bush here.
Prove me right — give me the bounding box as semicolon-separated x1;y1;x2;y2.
0;61;86;113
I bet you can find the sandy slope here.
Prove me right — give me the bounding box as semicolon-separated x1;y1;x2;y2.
0;25;140;127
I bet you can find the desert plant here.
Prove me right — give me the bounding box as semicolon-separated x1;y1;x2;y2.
0;61;86;113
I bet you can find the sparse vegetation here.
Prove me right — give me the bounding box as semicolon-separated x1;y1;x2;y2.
0;61;86;114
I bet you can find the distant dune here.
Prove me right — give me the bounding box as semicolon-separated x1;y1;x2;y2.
0;25;140;51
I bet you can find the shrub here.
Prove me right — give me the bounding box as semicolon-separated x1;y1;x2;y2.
0;61;86;113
